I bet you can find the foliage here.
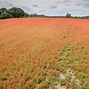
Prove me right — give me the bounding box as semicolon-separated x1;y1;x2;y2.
9;7;25;18
0;8;11;19
66;13;71;18
0;7;29;19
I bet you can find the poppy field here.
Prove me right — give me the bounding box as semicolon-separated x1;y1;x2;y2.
0;18;89;89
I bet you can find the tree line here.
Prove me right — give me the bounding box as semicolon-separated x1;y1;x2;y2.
0;7;89;19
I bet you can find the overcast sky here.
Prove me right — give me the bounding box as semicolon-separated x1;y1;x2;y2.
0;0;89;16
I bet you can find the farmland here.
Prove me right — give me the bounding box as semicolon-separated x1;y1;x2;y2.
0;18;89;89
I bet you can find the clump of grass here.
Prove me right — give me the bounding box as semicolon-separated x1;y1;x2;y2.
0;77;7;81
60;79;67;86
33;76;45;84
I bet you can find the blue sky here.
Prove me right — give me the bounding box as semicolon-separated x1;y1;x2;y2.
0;0;89;16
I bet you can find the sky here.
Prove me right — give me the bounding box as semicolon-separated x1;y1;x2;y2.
0;0;89;16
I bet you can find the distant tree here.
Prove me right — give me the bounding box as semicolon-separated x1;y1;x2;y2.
0;11;11;19
0;8;12;19
0;8;7;13
33;13;37;16
8;7;25;18
24;12;29;17
30;13;38;17
66;13;71;18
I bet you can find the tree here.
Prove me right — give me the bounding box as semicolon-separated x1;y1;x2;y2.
8;7;25;18
24;12;29;17
30;13;38;17
0;7;29;19
66;13;71;18
0;8;12;19
0;8;7;13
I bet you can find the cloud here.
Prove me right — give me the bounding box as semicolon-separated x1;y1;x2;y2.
83;3;89;7
32;4;39;8
49;6;58;9
83;0;89;2
56;1;61;4
65;3;71;6
21;6;32;12
75;3;82;6
0;1;13;8
63;0;71;3
75;1;89;8
82;0;89;7
5;2;13;7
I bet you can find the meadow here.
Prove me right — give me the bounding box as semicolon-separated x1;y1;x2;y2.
0;18;89;89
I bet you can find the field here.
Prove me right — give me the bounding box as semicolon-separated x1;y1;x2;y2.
0;18;89;89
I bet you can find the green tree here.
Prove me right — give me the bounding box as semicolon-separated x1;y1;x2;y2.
0;8;12;19
0;8;7;13
8;7;25;18
66;13;71;18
